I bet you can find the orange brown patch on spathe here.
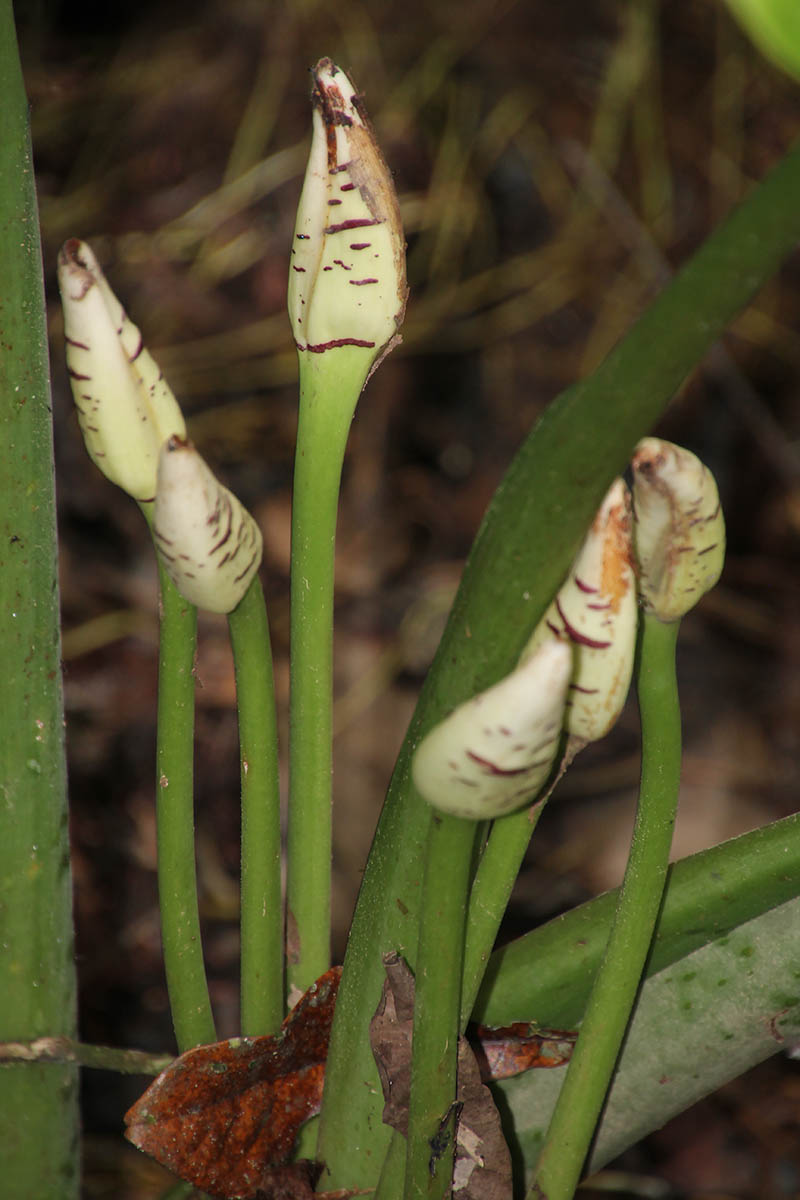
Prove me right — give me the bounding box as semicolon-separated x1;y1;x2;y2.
599;497;634;612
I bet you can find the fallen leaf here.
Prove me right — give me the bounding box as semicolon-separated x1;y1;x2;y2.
126;961;573;1199
370;952;513;1200
125;967;341;1199
369;951;416;1135
452;1038;512;1199
470;1021;576;1080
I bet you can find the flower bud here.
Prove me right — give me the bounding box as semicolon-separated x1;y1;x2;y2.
153;437;263;614
631;438;725;622
288;58;407;376
522;478;637;744
58;239;186;502
411;640;572;821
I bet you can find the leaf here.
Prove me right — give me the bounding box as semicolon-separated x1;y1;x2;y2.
125;958;574;1199
474;812;800;1029
491;896;800;1184
470;1023;575;1080
125;968;341;1199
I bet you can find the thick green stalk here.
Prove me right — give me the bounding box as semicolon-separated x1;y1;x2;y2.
461;802;546;1026
228;576;283;1035
155;559;216;1050
0;5;79;1194
403;815;475;1200
319;139;800;1191
287;348;368;997
529;616;681;1200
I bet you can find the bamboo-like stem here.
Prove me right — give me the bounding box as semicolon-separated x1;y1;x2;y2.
0;5;79;1193
155;559;216;1051
529;616;681;1200
286;348;368;997
228;576;283;1034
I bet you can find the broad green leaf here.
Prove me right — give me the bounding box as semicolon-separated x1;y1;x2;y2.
474;812;800;1028
492;894;800;1183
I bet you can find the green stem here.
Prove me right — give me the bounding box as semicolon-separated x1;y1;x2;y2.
287;348;368;997
370;800;551;1200
461;801;546;1027
529;616;681;1200
404;815;475;1200
0;5;79;1192
375;1130;407;1200
155;559;216;1051
228;576;283;1035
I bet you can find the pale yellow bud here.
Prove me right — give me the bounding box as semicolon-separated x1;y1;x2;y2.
288;58;407;378
411;640;572;821
153;437;263;614
631;438;726;622
523;479;637;744
57;240;186;502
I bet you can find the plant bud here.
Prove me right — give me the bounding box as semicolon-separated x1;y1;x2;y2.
153;437;263;614
631;438;725;622
523;478;637;745
288;58;407;378
411;640;572;821
57;239;186;502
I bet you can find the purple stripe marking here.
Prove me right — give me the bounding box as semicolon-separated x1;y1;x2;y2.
555;598;612;649
302;337;377;352
325;218;380;234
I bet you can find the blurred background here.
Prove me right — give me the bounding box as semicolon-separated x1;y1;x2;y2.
13;0;800;1194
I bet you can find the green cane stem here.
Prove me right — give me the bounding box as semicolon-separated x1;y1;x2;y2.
287;348;369;996
0;6;79;1189
529;614;681;1200
228;575;283;1034
403;814;476;1200
155;556;216;1051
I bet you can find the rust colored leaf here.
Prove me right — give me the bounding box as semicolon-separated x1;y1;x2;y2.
370;953;513;1200
471;1021;576;1080
125;967;342;1199
125;960;572;1198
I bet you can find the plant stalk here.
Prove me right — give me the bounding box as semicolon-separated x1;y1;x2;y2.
228;576;283;1034
155;558;216;1050
287;348;368;997
461;801;546;1027
403;814;475;1200
529;615;681;1200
